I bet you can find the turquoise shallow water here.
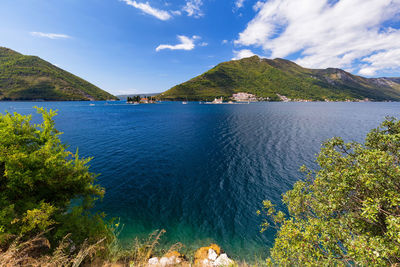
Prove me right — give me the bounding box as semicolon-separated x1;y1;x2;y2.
1;101;399;260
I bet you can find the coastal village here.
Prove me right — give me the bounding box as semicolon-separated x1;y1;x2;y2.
127;92;371;104
208;92;259;104
126;92;260;104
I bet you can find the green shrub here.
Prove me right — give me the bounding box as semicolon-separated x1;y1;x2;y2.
0;107;109;246
261;118;400;266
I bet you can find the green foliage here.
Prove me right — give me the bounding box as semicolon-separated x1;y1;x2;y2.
0;47;118;101
261;118;400;266
0;107;110;245
127;95;141;102
160;56;400;101
20;202;56;235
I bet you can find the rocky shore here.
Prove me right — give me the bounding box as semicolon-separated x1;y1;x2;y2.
147;244;234;266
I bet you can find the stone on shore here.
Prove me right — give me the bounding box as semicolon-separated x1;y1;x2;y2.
194;244;234;266
147;244;233;266
214;254;234;266
147;250;185;266
208;248;218;261
148;257;159;265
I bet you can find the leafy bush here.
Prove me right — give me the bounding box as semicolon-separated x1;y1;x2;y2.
0;107;109;246
261;118;400;266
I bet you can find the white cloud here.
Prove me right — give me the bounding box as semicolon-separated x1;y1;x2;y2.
30;32;71;39
121;0;205;20
156;35;199;51
235;0;245;9
199;42;208;47
121;0;172;20
358;67;377;77
235;0;400;76
171;10;182;15
253;1;264;11
232;49;257;60
183;0;203;18
222;39;228;44
359;48;400;76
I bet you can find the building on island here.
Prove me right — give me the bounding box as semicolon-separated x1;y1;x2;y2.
212;97;223;104
127;96;156;104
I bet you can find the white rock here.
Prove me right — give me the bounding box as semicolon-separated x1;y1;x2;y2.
201;258;213;266
148;257;159;265
213;253;234;266
160;257;172;266
208;248;218;261
158;256;181;266
159;257;169;266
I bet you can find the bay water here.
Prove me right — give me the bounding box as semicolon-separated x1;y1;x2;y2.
1;101;399;260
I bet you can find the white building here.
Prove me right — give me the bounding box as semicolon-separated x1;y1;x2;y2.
212;97;223;104
232;92;257;102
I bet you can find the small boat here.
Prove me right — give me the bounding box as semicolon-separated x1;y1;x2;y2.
182;101;188;104
89;103;95;106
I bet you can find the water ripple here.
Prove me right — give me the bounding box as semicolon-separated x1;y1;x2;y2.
2;101;400;260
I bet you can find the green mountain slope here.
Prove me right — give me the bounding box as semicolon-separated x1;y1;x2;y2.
0;47;118;101
160;56;400;101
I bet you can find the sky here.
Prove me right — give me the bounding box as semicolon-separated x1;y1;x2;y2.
1;0;400;95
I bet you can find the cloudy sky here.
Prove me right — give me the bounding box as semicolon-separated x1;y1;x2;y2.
1;0;400;94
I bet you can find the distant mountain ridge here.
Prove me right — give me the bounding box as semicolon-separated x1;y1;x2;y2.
160;56;400;101
117;93;160;101
0;47;118;101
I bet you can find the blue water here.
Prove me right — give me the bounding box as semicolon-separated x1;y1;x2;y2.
1;101;399;259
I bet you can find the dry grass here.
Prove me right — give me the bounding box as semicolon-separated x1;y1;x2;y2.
0;230;267;267
0;232;105;267
110;229;167;267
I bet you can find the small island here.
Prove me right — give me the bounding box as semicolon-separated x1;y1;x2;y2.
127;95;157;104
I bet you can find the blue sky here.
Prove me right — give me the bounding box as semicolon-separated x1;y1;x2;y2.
1;0;400;95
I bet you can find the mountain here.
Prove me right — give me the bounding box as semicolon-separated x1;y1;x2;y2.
0;47;118;101
159;56;400;101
